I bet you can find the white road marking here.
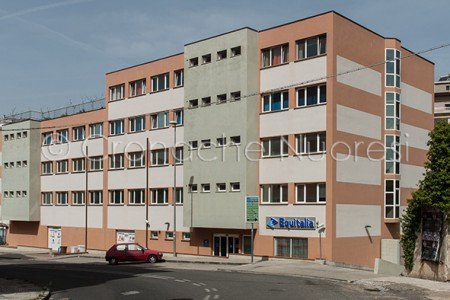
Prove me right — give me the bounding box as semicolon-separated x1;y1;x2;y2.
175;279;186;282
183;279;191;282
213;295;220;299
193;283;202;287
203;295;211;300
204;288;210;293
141;274;173;280
211;288;218;292
121;291;140;296
199;282;206;286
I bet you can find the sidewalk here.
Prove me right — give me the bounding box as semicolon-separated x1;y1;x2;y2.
0;278;49;300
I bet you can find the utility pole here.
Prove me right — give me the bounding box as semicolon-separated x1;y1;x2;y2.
85;146;89;253
169;120;178;257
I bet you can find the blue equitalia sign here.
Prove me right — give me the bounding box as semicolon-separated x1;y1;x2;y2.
266;217;316;230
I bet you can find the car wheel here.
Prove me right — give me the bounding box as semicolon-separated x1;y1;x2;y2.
148;255;157;264
109;258;118;265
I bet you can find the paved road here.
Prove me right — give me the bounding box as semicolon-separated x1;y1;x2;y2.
0;259;426;300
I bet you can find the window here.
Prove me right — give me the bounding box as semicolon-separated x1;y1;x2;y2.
16;161;22;168
189;57;198;67
151;112;168;129
151;231;159;239
261;184;288;203
189;184;198;193
217;94;227;104
262;44;289;68
72;191;85;205
175;147;183;165
201;184;210;193
296;183;326;203
165;232;174;240
297;85;326;107
231;91;241;101
9;134;14;140
129;79;146;97
189;99;198;108
4;135;9;141
72;158;85;172
17;191;21;197
189;141;198;150
202;54;211;64
129;189;145;205
3;191;8;198
231;46;241;57
230;136;241;145
385;92;400;130
129;152;145;168
217;137;226;147
56;192;68;205
262;136;289;157
73;126;85;141
109;120;124;135
386;49;401;88
9;162;14;168
17;132;22;139
109;190;124;205
57;129;68;144
175;188;183;204
42;132;52;145
385;135;400;174
174;109;184;125
56;160;68;174
230;182;240;192
217;183;226;192
297;34;326;60
90;123;103;138
275;237;308;259
42;192;53;205
22;191;27;197
22;160;27;167
109;154;124;170
202;97;211;106
151;73;169;92
182;232;191;241
151;149;168;166
262;91;289;112
23;131;27;138
129;116;145;132
152;188;168;204
89;191;103;205
201;139;211;149
174;69;184;87
90;156;103;171
109;84;124;101
296;132;326;154
385;180;400;219
217;50;227;60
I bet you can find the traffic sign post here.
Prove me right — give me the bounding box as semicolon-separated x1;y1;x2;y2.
246;196;259;264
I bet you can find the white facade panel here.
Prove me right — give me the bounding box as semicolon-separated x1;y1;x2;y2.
401;123;430;151
148;166;183;188
336;56;382;96
260;105;326;138
400;164;425;189
260;56;327;92
108;169;146;189
336;104;382;140
402;82;433;114
41;206;103;228
336;153;381;185
335;204;381;237
41;173;90;191
41;138;104;162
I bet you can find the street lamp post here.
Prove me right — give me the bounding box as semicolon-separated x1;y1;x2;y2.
169;120;178;257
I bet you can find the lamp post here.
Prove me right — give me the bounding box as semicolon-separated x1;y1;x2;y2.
169;119;178;257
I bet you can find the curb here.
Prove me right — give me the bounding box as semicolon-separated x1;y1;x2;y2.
164;259;249;266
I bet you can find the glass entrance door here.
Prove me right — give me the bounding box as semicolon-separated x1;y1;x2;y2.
213;235;239;257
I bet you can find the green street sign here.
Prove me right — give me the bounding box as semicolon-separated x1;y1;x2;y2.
246;196;259;223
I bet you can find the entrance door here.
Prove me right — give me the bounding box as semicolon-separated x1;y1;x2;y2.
213;235;239;257
48;227;62;251
0;227;6;245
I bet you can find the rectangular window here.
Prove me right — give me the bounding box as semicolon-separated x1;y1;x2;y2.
231;46;241;57
56;160;68;174
231;91;241;101
189;57;198;67
42;132;53;145
42;192;53;205
201;184;210;193
89;191;103;205
90;123;103;138
275;237;308;259
201;139;211;149
73;126;85;141
296;132;326;154
90;156;103;171
217;183;226;192
385;180;400;219
72;191;85;205
385;135;400;174
129;79;146;97
297;34;326;60
202;54;211;64
129;116;145;132
109;120;124;136
57;129;68;144
151;149;168;166
151;73;169;92
217;137;226;147
109;84;125;101
109;190;124;205
174;69;184;87
261;136;289;157
151;231;158;240
42;162;53;175
56;192;68;205
202;97;211;106
182;232;191;241
129;152;145;168
152;188;168;204
151;112;169;129
230;182;240;192
262;44;289;68
175;147;183;165
296;183;326;203
175;188;183;204
72;158;85;172
385;92;400;130
230;136;241;145
109;154;124;170
262;91;289;112
217;50;227;60
189;99;198;108
189;141;198;150
217;94;227;104
174;109;184;125
129;189;145;205
165;232;174;240
297;84;326;107
261;184;288;203
386;49;401;88
189;184;198;193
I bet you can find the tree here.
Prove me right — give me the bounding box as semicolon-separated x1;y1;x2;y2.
401;121;450;270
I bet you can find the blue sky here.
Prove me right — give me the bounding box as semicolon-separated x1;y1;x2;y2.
0;0;449;115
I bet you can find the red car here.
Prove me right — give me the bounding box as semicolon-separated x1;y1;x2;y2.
105;243;163;265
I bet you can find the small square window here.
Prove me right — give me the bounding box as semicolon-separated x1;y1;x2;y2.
230;136;241;145
231;46;241;57
230;182;240;192
151;231;158;240
217;183;226;192
201;139;211;148
189;184;198;193
4;135;9;141
17;132;22;139
16;161;22;168
22;160;28;167
217;50;227;60
189;141;198;150
17;191;22;197
217;94;227;104
201;184;210;193
231;91;241;101
201;97;211;106
23;131;28;138
22;191;27;197
189;99;198;108
4;163;9;169
3;191;8;198
189;57;198;67
217;137;226;147
182;232;191;241
10;134;15;140
165;232;174;240
202;54;211;64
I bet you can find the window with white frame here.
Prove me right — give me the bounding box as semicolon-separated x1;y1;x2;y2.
151;149;168;166
56;192;68;205
217;137;226;147
90;123;103;138
56;160;68;174
174;69;184;87
189;57;198;67
217;94;227;104
174;147;183;165
152;188;168;204
296;132;326;154
230;136;241;145
42;162;53;175
151;73;169;92
386;48;401;88
201;139;211;149
16;161;22;168
230;182;240;192
189;184;198;193
42;192;53;205
231;46;241;57
90;156;103;171
217;50;227;60
109;154;124;170
216;183;226;192
296;183;326;203
385;180;400;219
109;84;125;101
182;232;191;241
165;232;174;240
175;109;184;125
385;135;400;174
262;91;289;112
189;99;198;108
262;44;289;68
201;184;210;193
261;136;289;157
72;158;85;173
175;188;183;204
22;191;27;197
151;112;169;129
57;129;68;144
297;34;326;60
231;91;241;101
72;126;85;141
385;92;400;130
129;152;145;168
202;54;211;64
109;120;124;136
129;116;145;132
261;184;288;203
151;231;159;239
297;85;326;107
202;97;211;106
89;191;103;205
17;132;22;139
129;79;146;97
72;191;85;205
109;190;124;205
189;140;198;150
22;160;27;167
129;189;145;205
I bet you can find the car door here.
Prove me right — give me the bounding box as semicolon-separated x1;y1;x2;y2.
126;244;143;261
115;244;128;261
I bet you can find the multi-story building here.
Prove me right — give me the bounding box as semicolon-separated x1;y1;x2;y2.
434;74;450;124
0;11;434;268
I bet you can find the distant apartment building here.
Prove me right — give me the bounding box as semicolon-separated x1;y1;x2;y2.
434;74;450;124
0;11;434;268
